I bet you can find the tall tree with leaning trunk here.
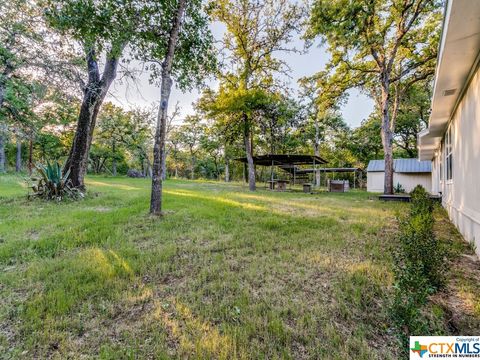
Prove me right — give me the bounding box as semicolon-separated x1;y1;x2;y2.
43;0;144;189
134;0;216;215
63;47;124;188
306;0;441;194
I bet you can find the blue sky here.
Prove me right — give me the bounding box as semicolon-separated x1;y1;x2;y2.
108;24;374;129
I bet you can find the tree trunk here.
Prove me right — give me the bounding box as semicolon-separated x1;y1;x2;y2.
28;136;33;175
161;145;167;180
144;155;153;178
190;153;195;180
213;158;219;180
64;49;122;189
0;85;5;110
16;137;21;172
380;78;394;195
150;0;186;215
112;140;117;176
0;62;13;110
314;118;320;187
244;114;256;191
64;86;102;187
0;129;5;173
151;78;172;213
225;158;230;182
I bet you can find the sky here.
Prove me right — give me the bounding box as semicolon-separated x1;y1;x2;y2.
107;23;374;129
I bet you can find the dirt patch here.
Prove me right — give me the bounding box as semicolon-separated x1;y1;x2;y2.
432;254;480;334
430;208;480;334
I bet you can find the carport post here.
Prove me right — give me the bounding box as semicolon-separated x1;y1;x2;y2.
313;158;315;186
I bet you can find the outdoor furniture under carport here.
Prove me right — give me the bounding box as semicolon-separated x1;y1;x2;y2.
303;183;312;193
328;180;349;192
266;180;277;190
295;167;363;190
276;180;289;191
235;154;328;190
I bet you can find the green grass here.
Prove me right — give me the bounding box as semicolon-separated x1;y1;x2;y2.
0;173;476;359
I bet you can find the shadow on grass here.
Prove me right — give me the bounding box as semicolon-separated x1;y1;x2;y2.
1;181;401;358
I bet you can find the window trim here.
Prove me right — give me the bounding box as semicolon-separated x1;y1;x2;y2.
439;144;443;184
445;125;453;184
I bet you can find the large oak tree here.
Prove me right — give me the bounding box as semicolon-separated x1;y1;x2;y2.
306;0;441;194
210;0;303;191
43;0;144;188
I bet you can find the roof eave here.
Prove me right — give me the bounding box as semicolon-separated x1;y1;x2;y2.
419;0;480;153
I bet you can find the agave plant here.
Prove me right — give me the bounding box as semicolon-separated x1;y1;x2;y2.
30;161;83;201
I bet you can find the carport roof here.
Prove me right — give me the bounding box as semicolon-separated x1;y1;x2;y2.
235;154;327;166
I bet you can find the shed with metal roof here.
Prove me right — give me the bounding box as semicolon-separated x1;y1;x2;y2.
367;159;432;193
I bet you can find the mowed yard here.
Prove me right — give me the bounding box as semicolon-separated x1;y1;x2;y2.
1;175;479;359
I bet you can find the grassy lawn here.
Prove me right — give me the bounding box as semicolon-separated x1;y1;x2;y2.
0;174;478;359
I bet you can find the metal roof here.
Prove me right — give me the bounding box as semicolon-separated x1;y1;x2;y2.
296;167;362;174
235;154;327;166
367;159;432;173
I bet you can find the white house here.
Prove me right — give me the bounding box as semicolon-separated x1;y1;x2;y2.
367;159;432;193
418;0;480;253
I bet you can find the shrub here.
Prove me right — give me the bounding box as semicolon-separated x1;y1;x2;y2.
394;182;405;194
29;161;83;201
397;214;444;289
391;185;445;351
127;169;145;178
410;185;433;216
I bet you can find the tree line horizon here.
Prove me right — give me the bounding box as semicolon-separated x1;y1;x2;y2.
0;0;441;214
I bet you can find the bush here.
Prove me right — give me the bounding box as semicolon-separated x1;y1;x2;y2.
391;185;444;351
394;182;405;194
29;161;83;201
127;169;145;178
410;185;433;216
397;214;444;288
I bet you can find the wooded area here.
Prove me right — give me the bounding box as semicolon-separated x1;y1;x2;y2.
1;0;441;210
4;1;480;358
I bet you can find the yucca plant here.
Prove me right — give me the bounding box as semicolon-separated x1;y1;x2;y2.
30;161;83;201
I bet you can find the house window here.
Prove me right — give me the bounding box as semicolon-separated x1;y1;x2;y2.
439;148;443;182
445;126;453;181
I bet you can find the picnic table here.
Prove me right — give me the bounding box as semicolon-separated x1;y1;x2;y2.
276;180;289;191
266;179;289;191
266;180;276;190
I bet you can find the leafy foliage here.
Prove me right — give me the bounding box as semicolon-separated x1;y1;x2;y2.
30;161;83;201
410;184;433;216
306;0;442;193
134;0;217;90
393;182;405;194
391;185;444;352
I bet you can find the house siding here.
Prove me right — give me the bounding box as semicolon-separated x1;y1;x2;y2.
431;65;480;254
367;172;432;193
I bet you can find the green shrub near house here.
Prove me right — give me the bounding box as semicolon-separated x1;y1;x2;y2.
391;185;445;351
